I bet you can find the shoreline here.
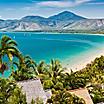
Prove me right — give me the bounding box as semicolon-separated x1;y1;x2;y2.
63;46;104;73
0;31;104;36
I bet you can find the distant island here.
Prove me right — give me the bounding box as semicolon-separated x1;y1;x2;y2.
0;11;104;34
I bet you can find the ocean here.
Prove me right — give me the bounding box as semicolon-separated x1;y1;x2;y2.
0;32;104;77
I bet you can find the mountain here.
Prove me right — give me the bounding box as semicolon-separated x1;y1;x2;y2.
0;11;104;33
48;11;85;21
63;19;104;32
20;11;85;29
46;11;86;29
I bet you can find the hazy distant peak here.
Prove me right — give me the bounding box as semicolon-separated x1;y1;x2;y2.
48;11;86;21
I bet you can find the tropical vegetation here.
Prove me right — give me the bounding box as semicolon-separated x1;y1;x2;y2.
0;35;20;76
47;89;86;104
0;78;27;104
0;35;104;104
10;55;38;81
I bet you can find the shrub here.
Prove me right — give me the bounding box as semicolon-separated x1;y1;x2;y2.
0;78;27;104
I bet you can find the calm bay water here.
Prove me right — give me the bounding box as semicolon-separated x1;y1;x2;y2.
0;32;104;77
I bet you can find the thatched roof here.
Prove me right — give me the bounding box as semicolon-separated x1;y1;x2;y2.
97;102;104;104
17;79;47;104
69;88;93;104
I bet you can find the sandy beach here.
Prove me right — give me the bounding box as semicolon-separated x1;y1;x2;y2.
63;45;104;73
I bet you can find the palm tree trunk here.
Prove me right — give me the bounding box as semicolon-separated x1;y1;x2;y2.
10;61;14;73
0;56;2;69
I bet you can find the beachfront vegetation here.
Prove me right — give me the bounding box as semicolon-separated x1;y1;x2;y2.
0;35;104;104
0;35;20;76
0;78;27;104
10;55;38;81
47;89;86;104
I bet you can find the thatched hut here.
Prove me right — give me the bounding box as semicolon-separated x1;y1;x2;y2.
17;79;47;104
69;88;93;104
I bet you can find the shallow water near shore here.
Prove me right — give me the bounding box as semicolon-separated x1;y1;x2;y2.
0;32;104;77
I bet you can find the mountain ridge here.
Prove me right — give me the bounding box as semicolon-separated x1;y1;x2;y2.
0;11;104;33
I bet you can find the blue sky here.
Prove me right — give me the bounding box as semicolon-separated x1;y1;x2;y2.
0;0;104;19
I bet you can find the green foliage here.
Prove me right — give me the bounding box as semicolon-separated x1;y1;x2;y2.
63;72;87;90
88;84;104;104
54;82;64;90
35;97;44;104
31;97;44;104
68;56;104;103
37;57;104;103
0;35;20;75
10;55;37;81
0;78;27;104
31;99;35;104
1;35;104;104
38;59;65;90
77;56;104;84
43;80;54;89
47;89;86;104
41;56;104;103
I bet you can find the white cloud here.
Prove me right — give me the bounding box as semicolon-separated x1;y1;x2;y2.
37;1;72;8
0;16;2;18
37;0;92;8
75;0;92;4
87;2;104;5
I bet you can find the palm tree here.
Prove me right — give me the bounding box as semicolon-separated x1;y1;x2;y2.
48;59;64;84
11;55;38;81
47;89;86;104
37;61;47;74
64;70;87;90
65;72;77;89
24;55;38;75
39;59;65;89
0;35;20;75
36;61;49;84
0;78;27;103
0;62;8;76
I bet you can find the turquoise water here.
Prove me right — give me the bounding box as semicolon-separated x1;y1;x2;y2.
0;32;104;77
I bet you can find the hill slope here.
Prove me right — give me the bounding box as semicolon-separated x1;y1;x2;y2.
0;11;104;33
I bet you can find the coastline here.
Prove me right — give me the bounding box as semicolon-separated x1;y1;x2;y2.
1;32;104;74
0;31;104;36
63;46;104;73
